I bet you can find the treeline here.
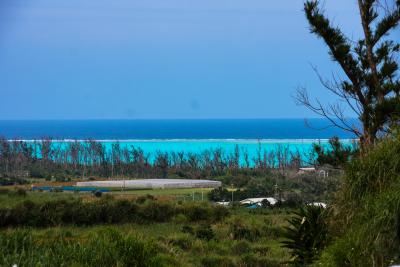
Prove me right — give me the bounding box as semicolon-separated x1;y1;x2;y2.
0;138;309;181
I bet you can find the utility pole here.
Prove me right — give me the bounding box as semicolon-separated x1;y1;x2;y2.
121;177;125;192
274;183;278;200
231;184;234;208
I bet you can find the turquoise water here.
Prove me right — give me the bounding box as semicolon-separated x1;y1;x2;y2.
48;139;355;164
1;119;358;163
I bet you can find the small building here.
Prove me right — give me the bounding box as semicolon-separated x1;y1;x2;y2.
297;167;316;175
307;202;327;208
240;197;278;206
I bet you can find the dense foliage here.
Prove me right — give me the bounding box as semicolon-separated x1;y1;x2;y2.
208;172;340;204
0;191;293;266
302;0;400;148
0;197;229;227
316;135;400;266
313;137;357;168
282;205;328;266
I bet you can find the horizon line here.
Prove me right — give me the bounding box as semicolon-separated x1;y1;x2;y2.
0;117;358;121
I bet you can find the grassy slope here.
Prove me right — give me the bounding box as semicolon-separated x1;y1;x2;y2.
0;190;292;266
317;136;400;267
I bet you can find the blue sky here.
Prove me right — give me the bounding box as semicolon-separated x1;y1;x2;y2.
0;0;396;119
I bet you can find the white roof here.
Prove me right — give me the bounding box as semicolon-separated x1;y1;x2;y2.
240;197;278;206
216;201;231;206
299;167;316;171
307;202;327;208
76;179;221;189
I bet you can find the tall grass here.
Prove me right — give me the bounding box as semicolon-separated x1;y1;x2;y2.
317;136;400;266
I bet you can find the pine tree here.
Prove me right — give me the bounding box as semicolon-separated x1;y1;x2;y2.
297;0;400;150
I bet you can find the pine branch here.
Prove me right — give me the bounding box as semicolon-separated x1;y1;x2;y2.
304;1;366;106
373;1;400;45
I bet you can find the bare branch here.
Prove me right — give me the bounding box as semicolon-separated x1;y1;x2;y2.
294;87;362;137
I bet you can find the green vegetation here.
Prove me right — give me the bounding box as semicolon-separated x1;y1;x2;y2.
0;138;306;181
282;205;328;266
299;0;400;149
315;135;400;266
0;228;162;267
313;137;357;168
288;0;400;265
0;196;229;227
0;0;398;265
0;190;293;266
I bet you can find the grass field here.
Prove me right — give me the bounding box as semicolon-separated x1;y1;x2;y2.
0;187;216;208
0;187;292;266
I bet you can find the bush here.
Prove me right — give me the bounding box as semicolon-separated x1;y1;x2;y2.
316;136;400;266
281;205;328;266
201;255;235;267
167;233;193;250
6;188;27;197
0;198;228;227
139;201;175;222
181;225;194;234
229;219;261;241
182;203;229;222
279;193;304;208
93;190;103;197
240;253;281;267
208;187;230;201
195;224;215;241
231;240;251;254
136;194;155;204
313;136;356;168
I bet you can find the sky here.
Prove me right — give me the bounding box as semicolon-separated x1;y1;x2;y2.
0;0;398;120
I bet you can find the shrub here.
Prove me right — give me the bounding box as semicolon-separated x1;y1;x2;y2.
183;203;211;221
231;240;251;254
181;224;194;234
240;253;281;267
139;201;175;222
195;224;215;241
229;219;261;241
208;187;230;201
0;198;228;227
15;188;27;196
182;203;229;222
0;188;10;194
93;190;103;197
313;136;356;168
316;136;400;267
167;233;193;250
136;194;155;204
201;255;235;267
281;205;328;266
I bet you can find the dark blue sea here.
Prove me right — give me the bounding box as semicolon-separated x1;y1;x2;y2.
0;119;356;140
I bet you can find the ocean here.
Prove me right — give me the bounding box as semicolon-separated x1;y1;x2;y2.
0;119;357;160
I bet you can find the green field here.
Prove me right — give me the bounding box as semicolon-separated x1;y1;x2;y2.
0;188;292;266
109;187;214;199
0;187;215;208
